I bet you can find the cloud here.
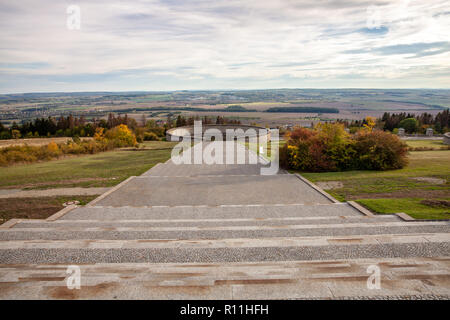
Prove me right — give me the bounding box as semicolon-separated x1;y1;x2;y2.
0;0;449;92
358;26;389;36
344;41;450;58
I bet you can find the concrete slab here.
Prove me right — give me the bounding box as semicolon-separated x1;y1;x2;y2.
94;175;333;207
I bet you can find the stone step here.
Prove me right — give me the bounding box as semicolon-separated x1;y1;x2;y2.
0;233;448;263
143;163;267;177
1;257;449;299
12;215;401;229
61;203;360;220
92;174;333;207
0;222;448;240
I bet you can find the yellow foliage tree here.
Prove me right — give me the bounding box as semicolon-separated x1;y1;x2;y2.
105;124;137;147
363;116;376;132
47;142;59;153
94;127;106;141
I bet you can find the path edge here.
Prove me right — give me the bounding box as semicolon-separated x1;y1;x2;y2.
46;204;78;221
86;176;136;207
294;173;340;203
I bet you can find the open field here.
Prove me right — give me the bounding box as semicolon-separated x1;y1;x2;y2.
301;150;450;219
405;139;449;150
0;141;176;190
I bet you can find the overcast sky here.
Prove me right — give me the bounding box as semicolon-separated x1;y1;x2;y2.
0;0;449;93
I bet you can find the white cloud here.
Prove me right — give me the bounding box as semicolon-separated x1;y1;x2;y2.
0;0;449;92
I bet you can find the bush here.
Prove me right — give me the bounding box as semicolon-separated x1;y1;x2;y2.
134;127;145;143
144;132;160;141
105;124;137;147
354;130;408;170
0;131;11;139
399;118;418;133
280;124;408;172
281;124;355;172
0;125;141;167
0;154;7;166
11;130;21;139
46;142;61;158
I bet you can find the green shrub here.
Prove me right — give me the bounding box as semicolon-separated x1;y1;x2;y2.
0;131;11;139
399;118;418;133
144;132;160;141
354;130;408;170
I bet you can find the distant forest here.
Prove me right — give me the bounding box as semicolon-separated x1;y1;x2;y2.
265;107;339;113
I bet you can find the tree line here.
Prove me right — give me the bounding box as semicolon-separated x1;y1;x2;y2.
0;114;137;139
0;113;245;141
170;115;242;128
342;109;449;134
380;109;449;133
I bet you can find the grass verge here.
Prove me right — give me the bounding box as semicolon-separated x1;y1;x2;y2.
299;150;450;220
356;198;450;220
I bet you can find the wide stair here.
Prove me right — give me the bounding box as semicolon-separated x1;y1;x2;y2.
0;143;449;299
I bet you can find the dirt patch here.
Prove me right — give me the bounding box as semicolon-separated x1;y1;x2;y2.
0;187;108;198
0;196;96;222
3;177;115;190
412;177;446;185
315;181;344;190
347;190;450;200
420;199;450;208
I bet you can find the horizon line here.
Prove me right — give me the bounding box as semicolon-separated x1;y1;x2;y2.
2;87;450;95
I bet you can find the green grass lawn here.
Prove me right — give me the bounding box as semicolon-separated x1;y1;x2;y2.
0;141;176;189
300;150;450;219
405;139;449;150
356;198;450;220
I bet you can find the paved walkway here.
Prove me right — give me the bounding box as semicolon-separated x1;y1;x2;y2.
0;142;449;299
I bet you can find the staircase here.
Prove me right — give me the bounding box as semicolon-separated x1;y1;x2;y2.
0;143;449;299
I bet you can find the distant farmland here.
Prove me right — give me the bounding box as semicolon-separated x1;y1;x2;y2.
266;107;339;113
108;105;339;114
